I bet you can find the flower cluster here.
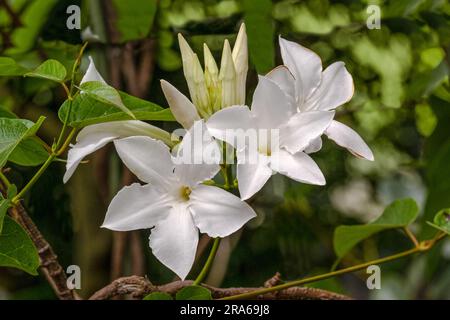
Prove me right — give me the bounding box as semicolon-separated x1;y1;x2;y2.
65;24;373;280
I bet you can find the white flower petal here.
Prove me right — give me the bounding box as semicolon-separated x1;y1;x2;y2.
280;110;335;154
266;65;296;109
237;148;273;200
174;121;221;187
189;185;256;238
206;105;254;148
64;120;172;183
102;183;171;231
114;136;176;188
64;132;118;184
304;137;323;154
306;62;354;111
325;120;374;161
80;56;106;85
251;75;295;129
149;204;199;280
271;150;325;186
161;80;200;129
279;37;322;105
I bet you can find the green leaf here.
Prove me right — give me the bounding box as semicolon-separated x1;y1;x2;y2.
8;138;49;167
0;117;46;169
25;59;67;83
427;209;450;235
243;0;275;74
0;108;17;119
415;103;437;137
110;0;158;43
175;286;212;300
79;82;136;119
0;57;28;76
58;91;175;128
6;184;17;200
0;216;40;275
143;292;173;300
333;198;419;259
0;196;11;234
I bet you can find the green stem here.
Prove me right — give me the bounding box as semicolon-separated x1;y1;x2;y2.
220;234;446;300
12;154;55;204
54;42;88;151
193;238;221;286
12;128;76;204
0;171;11;189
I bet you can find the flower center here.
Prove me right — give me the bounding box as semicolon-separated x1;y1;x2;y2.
258;144;272;157
179;186;192;201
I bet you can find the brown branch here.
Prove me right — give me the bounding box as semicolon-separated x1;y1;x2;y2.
89;276;351;300
9;203;77;300
264;272;282;288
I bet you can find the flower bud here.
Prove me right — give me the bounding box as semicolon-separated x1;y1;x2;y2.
219;40;237;109
232;23;248;105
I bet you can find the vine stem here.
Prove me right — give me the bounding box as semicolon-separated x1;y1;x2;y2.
404;227;419;247
220;232;447;300
0;171;11;189
54;42;88;151
12;128;76;204
193;238;221;286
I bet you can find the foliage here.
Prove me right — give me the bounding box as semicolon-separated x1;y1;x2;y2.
0;0;449;300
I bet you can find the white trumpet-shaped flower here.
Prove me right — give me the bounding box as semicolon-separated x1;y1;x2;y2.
161;23;248;129
207;75;335;200
272;37;374;160
102;121;256;280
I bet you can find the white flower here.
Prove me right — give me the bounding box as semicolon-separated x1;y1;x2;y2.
207;75;335;200
63;120;173;183
161;23;248;128
102;121;256;280
272;37;374;161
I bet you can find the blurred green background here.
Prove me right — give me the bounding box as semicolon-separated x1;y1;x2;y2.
0;0;449;299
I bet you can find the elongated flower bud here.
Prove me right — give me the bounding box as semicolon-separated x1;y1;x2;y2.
219;39;237;109
204;44;221;113
178;34;210;117
232;23;248;105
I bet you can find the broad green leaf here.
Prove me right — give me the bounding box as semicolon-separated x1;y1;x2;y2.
427;209;450;235
0;117;46;169
0;216;40;275
25;59;67;83
58;91;175;128
0;196;11;234
243;0;275;74
175;286;212;300
110;0;157;43
143;292;173;300
9;138;50;167
79;82;136;119
334;198;419;259
0;57;28;76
